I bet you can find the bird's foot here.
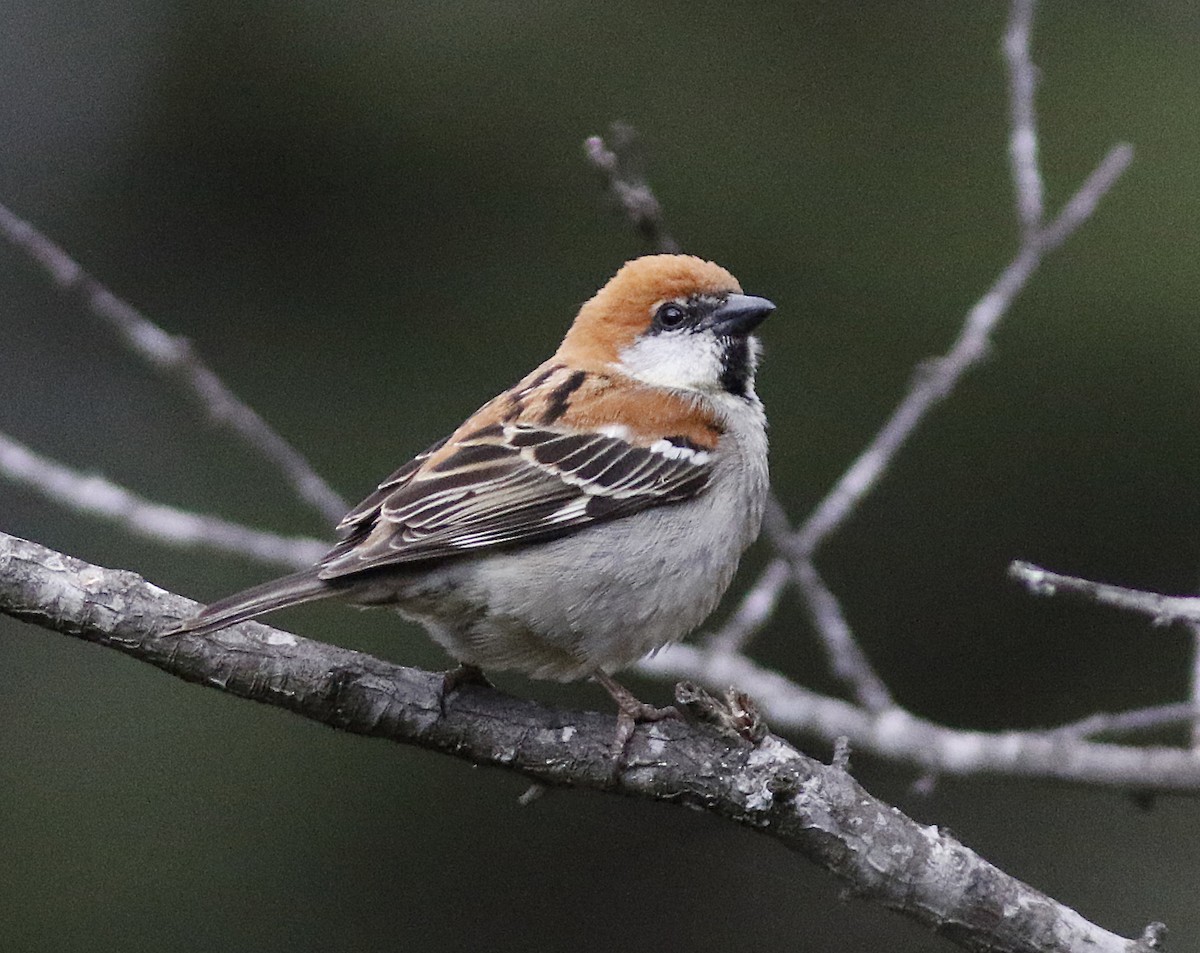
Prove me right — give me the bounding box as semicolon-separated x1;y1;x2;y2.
439;662;492;716
593;670;680;766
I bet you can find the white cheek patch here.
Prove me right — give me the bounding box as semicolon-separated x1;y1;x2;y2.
616;332;725;393
648;438;711;465
746;335;763;366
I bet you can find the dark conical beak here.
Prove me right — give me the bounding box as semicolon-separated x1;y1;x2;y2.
708;293;776;335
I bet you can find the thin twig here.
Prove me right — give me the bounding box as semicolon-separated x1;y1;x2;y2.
1014;554;1200;750
1004;0;1044;236
795;140;1128;561
640;643;1200;794
0;430;326;569
1037;144;1134;250
0;202;348;524
705;555;790;654
1047;702;1200;741
584;123;681;254
1012;559;1200;751
792;558;893;712
715;35;1128;662
1009;560;1200;625
1190;624;1200;749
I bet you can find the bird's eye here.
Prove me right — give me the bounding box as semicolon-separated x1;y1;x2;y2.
655;302;689;330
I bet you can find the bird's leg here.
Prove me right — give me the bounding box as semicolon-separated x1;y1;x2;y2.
439;662;492;716
593;670;679;760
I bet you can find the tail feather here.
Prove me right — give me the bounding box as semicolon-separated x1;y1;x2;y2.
172;568;335;636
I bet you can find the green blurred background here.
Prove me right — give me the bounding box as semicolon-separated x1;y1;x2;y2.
3;1;1199;950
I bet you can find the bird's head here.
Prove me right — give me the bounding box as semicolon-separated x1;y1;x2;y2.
557;254;775;399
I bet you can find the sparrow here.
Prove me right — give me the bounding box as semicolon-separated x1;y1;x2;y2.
173;254;775;748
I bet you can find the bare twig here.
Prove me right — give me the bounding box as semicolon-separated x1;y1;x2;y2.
1004;0;1044;236
791;558;893;712
0;430;326;569
713;28;1133;663
0;531;1161;953
795;141;1129;563
1037;144;1134;250
705;499;795;654
705;559;790;655
1013;558;1200;746
1190;624;1200;749
1013;561;1200;750
0;202;348;524
641;643;1200;794
1010;560;1200;625
1048;702;1200;741
584;123;681;254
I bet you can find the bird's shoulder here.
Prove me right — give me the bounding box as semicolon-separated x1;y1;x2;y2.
465;357;721;433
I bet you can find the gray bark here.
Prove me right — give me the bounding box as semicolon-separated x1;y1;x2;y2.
0;530;1162;953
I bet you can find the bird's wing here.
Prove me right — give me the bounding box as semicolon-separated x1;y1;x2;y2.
334;435;449;535
317;423;712;577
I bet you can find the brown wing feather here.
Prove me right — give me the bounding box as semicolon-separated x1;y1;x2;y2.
317;423;711;578
336;436;449;535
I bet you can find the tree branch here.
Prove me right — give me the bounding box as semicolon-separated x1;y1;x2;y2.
1190;624;1200;749
0;201;348;524
584;122;680;255
1049;702;1200;742
1004;0;1044;237
789;556;894;712
1010;561;1200;626
710;1;1133;694
1011;560;1200;750
641;643;1200;795
7;420;1197;795
0;429;326;569
0;530;1162;953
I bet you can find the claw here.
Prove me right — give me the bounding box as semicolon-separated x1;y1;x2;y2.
439;662;492;716
593;670;679;766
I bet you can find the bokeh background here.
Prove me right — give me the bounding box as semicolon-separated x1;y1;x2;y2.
3;1;1199;950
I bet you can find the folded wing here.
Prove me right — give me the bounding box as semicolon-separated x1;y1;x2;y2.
318;424;712;577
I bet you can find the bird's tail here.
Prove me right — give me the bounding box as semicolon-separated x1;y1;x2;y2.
171;568;336;637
